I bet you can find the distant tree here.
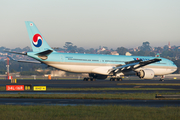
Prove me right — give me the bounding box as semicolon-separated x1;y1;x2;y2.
12;47;22;52
139;41;151;51
77;47;85;53
149;52;155;56
85;48;96;54
10;69;16;73
0;70;6;74
163;45;169;51
63;42;77;52
22;46;31;51
133;50;145;56
154;47;163;53
0;47;6;52
64;42;73;49
116;47;128;55
161;50;173;57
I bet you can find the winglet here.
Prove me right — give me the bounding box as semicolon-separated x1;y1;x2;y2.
155;53;160;58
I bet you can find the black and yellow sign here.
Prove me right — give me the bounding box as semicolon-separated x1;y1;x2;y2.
24;85;32;90
33;86;46;91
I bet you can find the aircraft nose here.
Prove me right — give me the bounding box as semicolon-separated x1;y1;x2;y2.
174;64;178;72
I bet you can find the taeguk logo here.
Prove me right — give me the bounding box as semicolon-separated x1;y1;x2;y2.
32;34;43;47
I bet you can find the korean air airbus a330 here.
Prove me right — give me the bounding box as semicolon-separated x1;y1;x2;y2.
8;21;177;81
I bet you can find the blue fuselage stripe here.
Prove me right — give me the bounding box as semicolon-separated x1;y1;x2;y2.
27;52;176;68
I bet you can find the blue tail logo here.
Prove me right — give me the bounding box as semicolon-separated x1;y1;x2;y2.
32;34;43;48
25;21;54;52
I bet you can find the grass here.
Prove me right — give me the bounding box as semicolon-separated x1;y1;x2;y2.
0;92;180;100
0;105;179;120
117;83;180;86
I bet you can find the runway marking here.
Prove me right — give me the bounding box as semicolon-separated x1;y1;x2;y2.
23;102;34;105
58;101;68;102
42;101;51;104
133;86;142;88
5;103;15;105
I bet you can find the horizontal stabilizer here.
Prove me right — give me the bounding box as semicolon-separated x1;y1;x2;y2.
8;56;41;64
4;51;27;55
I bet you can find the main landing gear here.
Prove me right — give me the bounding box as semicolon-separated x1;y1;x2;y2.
160;75;165;81
83;77;96;81
110;78;122;81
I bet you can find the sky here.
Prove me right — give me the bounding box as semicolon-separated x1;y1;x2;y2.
1;0;180;49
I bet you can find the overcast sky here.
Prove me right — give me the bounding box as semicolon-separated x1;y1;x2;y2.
1;0;180;49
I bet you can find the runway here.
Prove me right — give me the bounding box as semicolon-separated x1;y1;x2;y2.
1;79;180;94
0;98;180;107
1;79;180;89
0;79;180;107
0;79;180;94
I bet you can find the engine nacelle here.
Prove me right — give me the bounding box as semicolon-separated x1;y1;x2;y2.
137;69;154;79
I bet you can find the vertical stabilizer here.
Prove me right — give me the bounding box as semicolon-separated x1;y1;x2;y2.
25;21;53;52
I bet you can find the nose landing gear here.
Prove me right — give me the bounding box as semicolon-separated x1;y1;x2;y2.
160;75;165;81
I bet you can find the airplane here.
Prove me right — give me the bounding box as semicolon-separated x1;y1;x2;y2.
7;21;177;81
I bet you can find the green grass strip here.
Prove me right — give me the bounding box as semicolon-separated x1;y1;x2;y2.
0;105;179;120
117;83;180;86
0;92;180;100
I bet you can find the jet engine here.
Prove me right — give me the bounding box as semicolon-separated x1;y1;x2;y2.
137;69;155;79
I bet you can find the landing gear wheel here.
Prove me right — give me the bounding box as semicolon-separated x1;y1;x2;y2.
92;78;96;81
160;75;165;81
83;78;96;81
83;78;86;81
110;78;122;81
160;79;164;82
118;78;122;81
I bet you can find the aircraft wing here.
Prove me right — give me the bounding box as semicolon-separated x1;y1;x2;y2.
109;58;161;74
8;56;41;64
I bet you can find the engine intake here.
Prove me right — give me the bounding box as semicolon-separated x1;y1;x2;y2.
137;69;154;79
